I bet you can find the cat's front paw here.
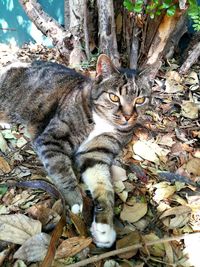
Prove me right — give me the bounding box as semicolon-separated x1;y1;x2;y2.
71;203;83;214
90;221;116;248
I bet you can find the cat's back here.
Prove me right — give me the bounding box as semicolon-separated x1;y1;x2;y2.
0;60;86;93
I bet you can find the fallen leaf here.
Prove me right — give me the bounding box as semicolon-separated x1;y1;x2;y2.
0;156;11;173
133;140;169;164
0;214;42;244
104;260;120;267
16;136;27;148
163;239;174;264
160;206;191;229
55;236;92;259
184;71;199;85
157;134;175;147
1;129;17;140
165;79;184;93
0;132;9;153
14;233;50;262
116;231;141;259
111;165;128;182
181;101;199;119
27;204;60;227
120;203;147;223
70;212;88;237
186;158;200;176
153;182;176;203
141;233;165;257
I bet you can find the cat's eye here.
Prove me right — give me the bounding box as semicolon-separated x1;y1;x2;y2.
135;96;146;105
109;93;119;102
95;203;104;212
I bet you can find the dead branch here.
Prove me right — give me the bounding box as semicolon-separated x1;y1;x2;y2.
179;41;200;74
66;232;200;267
18;0;73;62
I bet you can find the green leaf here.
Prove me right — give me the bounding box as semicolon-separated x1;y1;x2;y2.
123;0;134;11
0;185;8;196
167;5;176;16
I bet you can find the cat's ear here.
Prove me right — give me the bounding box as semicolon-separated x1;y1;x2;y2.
96;54;119;79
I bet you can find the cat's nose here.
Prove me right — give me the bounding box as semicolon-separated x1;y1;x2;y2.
124;114;131;121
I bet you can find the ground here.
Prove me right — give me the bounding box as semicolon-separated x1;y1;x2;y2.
0;43;199;267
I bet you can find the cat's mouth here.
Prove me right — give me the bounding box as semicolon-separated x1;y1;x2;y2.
113;114;138;128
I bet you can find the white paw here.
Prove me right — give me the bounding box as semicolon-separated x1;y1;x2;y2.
0;122;10;129
90;222;116;248
71;204;83;214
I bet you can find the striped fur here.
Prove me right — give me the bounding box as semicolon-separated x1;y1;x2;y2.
0;55;150;247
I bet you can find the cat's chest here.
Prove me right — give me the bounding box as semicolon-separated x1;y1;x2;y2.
77;113;115;153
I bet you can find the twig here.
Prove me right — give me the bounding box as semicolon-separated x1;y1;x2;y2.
179;42;200;74
66;232;200;267
83;0;90;60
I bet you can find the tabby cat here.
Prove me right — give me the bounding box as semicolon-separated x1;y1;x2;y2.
0;55;150;248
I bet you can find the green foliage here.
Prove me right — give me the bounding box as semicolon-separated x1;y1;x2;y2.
123;0;200;31
188;0;200;31
0;185;8;196
123;0;177;18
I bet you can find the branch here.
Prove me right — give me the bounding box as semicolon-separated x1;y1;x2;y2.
97;0;120;66
18;0;73;61
83;0;90;60
179;41;200;74
66;232;200;267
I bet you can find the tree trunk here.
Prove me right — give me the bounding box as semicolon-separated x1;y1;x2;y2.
97;0;120;66
143;9;186;67
18;0;73;63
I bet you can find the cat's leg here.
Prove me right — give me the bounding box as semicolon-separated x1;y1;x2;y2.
77;134;121;247
32;128;83;214
82;163;116;248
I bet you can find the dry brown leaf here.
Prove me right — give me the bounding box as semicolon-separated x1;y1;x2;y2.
181;101;199;119
111;165;127;182
157;134;175;147
185;71;199;85
165;71;184;93
13;233;50;262
0;132;9;153
116;231;141;259
186;158;200;176
104;260;120;267
133;140;169;164
160;206;192;229
0;214;42;244
120;203;147;223
163;240;174;264
27;204;60;227
0;156;11;173
55;236;92;259
70;212;88;237
140;233;165;257
153;182;176;203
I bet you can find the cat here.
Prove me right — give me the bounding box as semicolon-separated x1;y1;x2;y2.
0;54;150;248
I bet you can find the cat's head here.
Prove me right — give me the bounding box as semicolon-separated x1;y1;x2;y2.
91;54;151;130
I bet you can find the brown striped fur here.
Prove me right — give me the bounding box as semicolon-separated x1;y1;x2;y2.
0;55;150;247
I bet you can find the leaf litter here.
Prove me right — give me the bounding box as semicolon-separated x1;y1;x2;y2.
0;43;199;266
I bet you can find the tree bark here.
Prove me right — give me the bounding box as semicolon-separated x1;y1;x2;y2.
144;9;186;66
97;0;120;66
179;41;200;74
18;0;73;63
